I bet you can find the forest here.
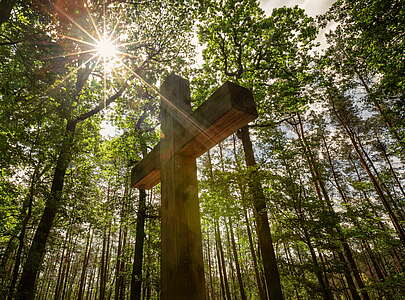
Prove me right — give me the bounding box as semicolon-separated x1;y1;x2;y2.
0;0;404;299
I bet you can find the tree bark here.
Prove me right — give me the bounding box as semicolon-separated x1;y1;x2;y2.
8;166;38;299
296;117;370;300
215;223;227;300
237;125;284;300
228;216;247;300
243;207;267;300
376;138;405;198
330;99;405;244
16;121;76;300
216;220;232;300
78;227;93;300
130;188;147;300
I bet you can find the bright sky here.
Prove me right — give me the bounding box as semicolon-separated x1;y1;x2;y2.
260;0;336;17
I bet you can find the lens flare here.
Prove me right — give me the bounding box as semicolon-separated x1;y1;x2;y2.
96;38;118;58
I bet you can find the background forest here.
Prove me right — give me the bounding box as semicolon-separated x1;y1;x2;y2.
0;0;404;299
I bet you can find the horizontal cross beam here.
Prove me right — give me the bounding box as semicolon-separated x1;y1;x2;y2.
131;81;257;189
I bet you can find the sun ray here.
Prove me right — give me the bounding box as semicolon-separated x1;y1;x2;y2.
90;56;103;80
53;4;99;44
47;52;99;94
47;49;97;60
85;3;102;41
107;18;121;42
58;34;96;48
103;53;107;106
119;52;142;61
120;64;215;143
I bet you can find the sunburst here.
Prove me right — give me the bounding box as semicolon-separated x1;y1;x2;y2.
96;37;118;59
46;1;205;139
48;3;131;89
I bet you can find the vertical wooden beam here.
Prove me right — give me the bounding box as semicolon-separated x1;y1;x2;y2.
160;74;206;300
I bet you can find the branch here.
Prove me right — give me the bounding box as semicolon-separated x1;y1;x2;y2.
73;74;136;124
248;115;295;128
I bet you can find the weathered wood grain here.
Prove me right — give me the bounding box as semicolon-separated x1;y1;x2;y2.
131;81;257;189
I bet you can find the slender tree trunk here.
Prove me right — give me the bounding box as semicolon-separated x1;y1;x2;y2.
237;125;284;300
376;138;405;198
206;229;215;300
228;216;247;300
54;228;70;300
99;224;108;300
330;98;405;244
115;220;124;300
354;66;402;143
101;220;112;300
8;167;38;299
216;221;232;300
242;207;267;300
0;235;17;290
297;118;370;300
357;137;404;219
322;135;369;300
16;121;76;299
87;245;99;300
215;223;226;300
130;188;147;300
302;226;333;300
118;223;128;298
224;220;236;299
61;233;78;300
78;227;93;300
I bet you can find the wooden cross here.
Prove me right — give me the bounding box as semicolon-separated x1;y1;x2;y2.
131;74;257;299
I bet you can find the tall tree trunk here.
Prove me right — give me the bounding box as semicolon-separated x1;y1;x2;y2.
242;207;267;300
215;222;227;300
376;138;405;198
296;116;370;300
115;181;129;300
16;121;76;300
206;229;215;300
100;220;112;300
231;134;267;300
115;220;124;300
228;216;247;300
237;125;284;300
302;222;333;300
224;220;236;299
99;224;108;300
330;97;405;244
131;133;148;300
118;223;128;298
8;166;38;299
216;220;232;300
54;228;70;300
357;137;404;219
130;188;147;300
61;233;78;300
78;227;93;300
322;135;371;300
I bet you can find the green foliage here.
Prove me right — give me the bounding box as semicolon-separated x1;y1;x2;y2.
0;0;404;299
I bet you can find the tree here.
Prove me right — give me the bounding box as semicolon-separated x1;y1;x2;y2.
0;0;197;298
